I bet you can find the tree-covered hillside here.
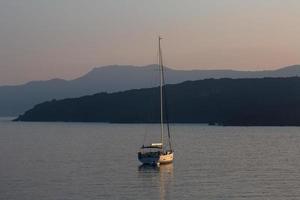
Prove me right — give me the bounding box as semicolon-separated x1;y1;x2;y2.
15;77;300;126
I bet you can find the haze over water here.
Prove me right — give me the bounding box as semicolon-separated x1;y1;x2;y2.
1;118;300;200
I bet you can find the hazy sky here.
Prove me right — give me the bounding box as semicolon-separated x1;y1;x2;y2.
1;0;300;85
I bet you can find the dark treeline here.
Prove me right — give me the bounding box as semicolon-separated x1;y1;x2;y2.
15;77;300;126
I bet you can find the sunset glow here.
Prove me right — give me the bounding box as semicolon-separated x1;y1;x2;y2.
1;0;300;85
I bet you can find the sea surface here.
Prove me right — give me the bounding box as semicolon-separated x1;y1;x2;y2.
1;118;300;200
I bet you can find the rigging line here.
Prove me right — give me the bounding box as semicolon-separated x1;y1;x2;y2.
159;36;172;151
161;59;172;151
142;39;161;146
159;36;164;146
143;70;157;145
142;128;148;146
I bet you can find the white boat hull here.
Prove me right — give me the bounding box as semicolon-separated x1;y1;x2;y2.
159;152;174;164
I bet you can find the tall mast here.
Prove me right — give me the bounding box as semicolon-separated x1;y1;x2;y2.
159;36;164;145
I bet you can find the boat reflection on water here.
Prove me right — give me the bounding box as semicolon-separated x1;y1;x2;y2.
138;163;173;173
138;164;160;171
138;164;174;200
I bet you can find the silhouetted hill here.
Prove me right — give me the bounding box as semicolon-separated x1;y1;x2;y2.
15;77;300;126
2;64;300;116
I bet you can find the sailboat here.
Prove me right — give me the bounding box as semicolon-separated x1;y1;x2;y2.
138;37;174;165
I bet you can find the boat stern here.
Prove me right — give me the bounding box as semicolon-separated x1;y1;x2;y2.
138;151;160;165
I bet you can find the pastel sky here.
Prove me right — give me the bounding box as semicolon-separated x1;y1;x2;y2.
1;0;300;85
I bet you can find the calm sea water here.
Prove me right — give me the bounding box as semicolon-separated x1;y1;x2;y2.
1;118;300;200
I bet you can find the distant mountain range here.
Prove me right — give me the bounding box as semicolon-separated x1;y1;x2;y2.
2;64;300;116
15;77;300;126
